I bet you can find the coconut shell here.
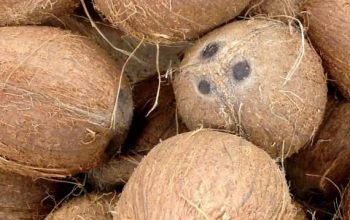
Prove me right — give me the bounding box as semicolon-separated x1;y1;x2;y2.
93;0;251;44
114;130;296;219
46;193;117;220
343;186;350;219
87;154;141;192
304;0;350;98
287;102;350;199
0;26;133;178
247;0;303;19
174;19;327;159
46;15;190;84
0;170;59;220
0;0;79;26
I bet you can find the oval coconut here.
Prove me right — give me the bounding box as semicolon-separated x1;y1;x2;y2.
0;26;133;178
343;186;350;219
93;0;251;44
246;0;303;19
304;0;350;98
46;193;117;220
287;101;350;199
174;19;327;159
0;0;80;26
0;170;59;220
115;130;296;219
46;15;190;84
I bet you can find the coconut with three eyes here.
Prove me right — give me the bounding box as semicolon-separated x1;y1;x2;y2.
174;19;327;159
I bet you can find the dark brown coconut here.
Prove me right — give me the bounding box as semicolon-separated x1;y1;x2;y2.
93;0;251;44
174;19;327;159
46;193;117;220
114;130;296;219
88;77;188;191
304;0;350;98
0;26;133;178
0;170;59;220
343;186;350;219
287;101;350;199
0;0;79;26
46;15;189;83
247;0;303;19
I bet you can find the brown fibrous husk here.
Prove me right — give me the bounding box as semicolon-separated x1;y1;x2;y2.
0;0;80;26
342;185;350;219
114;130;296;219
0;170;59;220
93;0;251;44
287;101;350;199
0;26;133;178
304;0;350;98
46;192;117;220
174;18;327;159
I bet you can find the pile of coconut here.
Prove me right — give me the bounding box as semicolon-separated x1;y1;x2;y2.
0;0;349;219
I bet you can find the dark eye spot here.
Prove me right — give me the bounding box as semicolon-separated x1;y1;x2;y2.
232;60;251;81
201;43;219;59
198;80;211;95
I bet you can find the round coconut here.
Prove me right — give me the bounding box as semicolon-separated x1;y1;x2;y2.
246;0;303;19
93;0;251;44
343;186;350;219
287;101;350;199
87;154;141;192
174;19;327;159
46;15;190;84
114;130;296;219
0;0;80;26
304;0;350;98
0;170;59;220
46;193;117;220
0;26;133;178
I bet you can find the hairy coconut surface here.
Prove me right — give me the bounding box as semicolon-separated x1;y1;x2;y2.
304;0;350;98
46;15;189;83
115;130;295;219
0;26;133;178
174;19;327;159
46;192;117;220
87;154;141;192
246;0;303;19
343;186;350;219
0;0;79;26
0;170;59;220
287;102;350;200
93;0;251;44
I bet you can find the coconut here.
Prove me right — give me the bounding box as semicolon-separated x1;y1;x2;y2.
93;0;252;44
0;26;133;178
304;0;350;98
0;0;80;26
287;101;350;200
114;130;296;219
46;193;117;220
0;170;59;220
174;19;327;159
246;0;303;19
46;15;190;84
